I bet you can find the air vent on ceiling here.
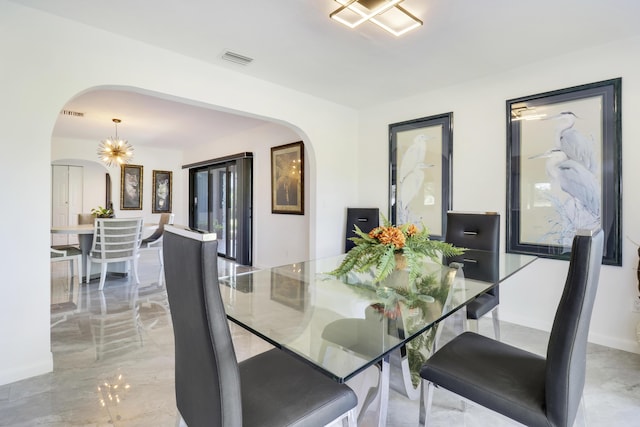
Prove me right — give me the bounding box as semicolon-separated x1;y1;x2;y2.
221;50;253;66
60;109;84;117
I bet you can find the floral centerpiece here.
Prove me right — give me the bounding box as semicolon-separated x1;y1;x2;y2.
329;215;464;284
327;216;465;387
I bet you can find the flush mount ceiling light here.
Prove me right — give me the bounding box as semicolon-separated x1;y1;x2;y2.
330;0;423;37
98;118;134;167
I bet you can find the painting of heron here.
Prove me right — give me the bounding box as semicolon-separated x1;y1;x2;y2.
506;78;621;265
389;113;452;239
521;99;602;247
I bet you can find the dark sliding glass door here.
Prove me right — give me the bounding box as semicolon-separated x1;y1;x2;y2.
189;154;252;265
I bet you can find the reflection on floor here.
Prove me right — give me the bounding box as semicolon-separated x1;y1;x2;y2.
1;252;639;426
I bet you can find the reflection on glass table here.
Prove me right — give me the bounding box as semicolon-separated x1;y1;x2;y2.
218;252;537;426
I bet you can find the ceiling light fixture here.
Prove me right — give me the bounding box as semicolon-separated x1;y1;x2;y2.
330;0;423;37
98;118;134;167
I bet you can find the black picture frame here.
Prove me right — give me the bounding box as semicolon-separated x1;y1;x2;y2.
120;164;143;210
152;170;172;213
271;141;304;215
506;78;622;265
389;113;453;240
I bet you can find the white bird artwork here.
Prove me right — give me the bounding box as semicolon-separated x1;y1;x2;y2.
551;111;598;173
530;148;600;217
397;134;434;222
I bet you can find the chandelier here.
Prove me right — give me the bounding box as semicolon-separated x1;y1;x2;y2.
98;118;134;167
330;0;422;37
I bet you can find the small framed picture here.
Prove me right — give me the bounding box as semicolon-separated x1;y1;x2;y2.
152;170;172;213
120;164;143;210
271;141;304;215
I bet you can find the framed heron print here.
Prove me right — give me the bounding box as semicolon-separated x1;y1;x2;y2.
506;78;621;265
389;113;453;240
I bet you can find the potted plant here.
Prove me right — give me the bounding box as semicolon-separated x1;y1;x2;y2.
91;206;114;218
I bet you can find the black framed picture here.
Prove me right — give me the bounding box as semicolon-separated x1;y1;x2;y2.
120;164;143;210
271;141;304;215
152;170;172;213
506;78;622;265
389;113;453;239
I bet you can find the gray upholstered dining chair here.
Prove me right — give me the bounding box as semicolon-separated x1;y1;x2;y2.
163;227;358;427
87;218;144;291
444;211;501;339
419;227;603;427
139;213;174;285
78;213;95;225
50;246;83;285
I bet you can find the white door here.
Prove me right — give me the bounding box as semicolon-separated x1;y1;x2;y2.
51;165;83;246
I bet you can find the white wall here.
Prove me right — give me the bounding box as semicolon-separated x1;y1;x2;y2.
0;2;357;385
357;36;640;353
183;122;309;268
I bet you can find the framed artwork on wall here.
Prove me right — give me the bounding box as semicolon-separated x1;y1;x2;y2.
152;170;172;213
389;113;453;239
271;141;304;215
120;164;143;210
506;78;622;265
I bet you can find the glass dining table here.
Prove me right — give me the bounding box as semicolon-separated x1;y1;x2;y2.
218;251;537;426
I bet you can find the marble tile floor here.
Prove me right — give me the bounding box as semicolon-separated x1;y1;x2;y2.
1;253;639;426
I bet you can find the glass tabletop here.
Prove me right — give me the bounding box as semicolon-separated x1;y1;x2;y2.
218;252;536;383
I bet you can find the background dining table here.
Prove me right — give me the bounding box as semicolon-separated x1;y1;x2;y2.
51;222;157;282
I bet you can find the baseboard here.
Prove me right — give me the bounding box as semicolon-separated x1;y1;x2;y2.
502;313;640;355
0;353;53;386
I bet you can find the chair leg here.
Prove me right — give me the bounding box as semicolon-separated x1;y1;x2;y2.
342;408;357;427
468;318;479;334
491;307;501;341
76;255;83;286
132;258;141;285
574;395;587;426
175;410;187;427
418;380;435;427
86;259;92;284
98;264;108;290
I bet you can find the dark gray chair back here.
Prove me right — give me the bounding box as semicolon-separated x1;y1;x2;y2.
445;211;499;251
445;211;500;286
545;228;603;426
163;231;242;427
345;207;379;252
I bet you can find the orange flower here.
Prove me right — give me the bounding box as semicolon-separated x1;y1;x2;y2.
374;226;406;249
406;224;419;237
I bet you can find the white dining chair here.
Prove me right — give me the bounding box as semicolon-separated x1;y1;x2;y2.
87;218;144;290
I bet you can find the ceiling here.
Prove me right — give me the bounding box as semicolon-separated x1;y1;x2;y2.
13;0;640;148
